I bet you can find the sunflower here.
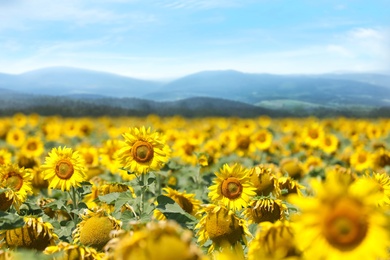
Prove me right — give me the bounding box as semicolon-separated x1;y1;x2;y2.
117;126;171;175
78;145;103;180
253;128;273;151
73;208;122;251
289;172;390;259
278;176;305;197
280;158;304;179
112;220;204;260
44;241;105;260
320;133;339;154
40;146;87;191
362;172;390;207
301;123;324;148
208;163;257;211
349;148;373;172
20;136;45;158
249;164;281;197
0;216;58;250
195;204;251;254
0;149;12;166
243;198;287;224
247;220;300;260
154;187;202;220
0;164;33;210
5;128;26;147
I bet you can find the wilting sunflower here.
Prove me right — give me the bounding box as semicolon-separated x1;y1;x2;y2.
289;172;390;259
278;176;305;198
44;241;105;260
208;163;257;211
40;146;87;191
0;216;58;250
195;204;251;254
154;187;202;220
248;220;300;260
117;126;171;175
243;198;287;224
73;208;122;251
280;158;304;179
249;164;281;197
112;220;204;260
0;164;33;210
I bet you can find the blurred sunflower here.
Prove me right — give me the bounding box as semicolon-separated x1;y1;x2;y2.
20;136;45;158
289;172;390;259
208;163;257;211
0;164;33;210
248;220;300;260
320;133;339;154
373;148;390;169
303;155;324;174
0;216;58;250
112;220;204;260
195;204;251;254
253;128;273;151
349;148;373;172
154;187;202;220
280;158;304;179
40;146;87;191
117;126;170;174
243;198;287;224
44;241;105;260
0;149;12;166
73;208;122;251
362;172;390;207
301;123;324;148
78;145;103;180
5;128;26;147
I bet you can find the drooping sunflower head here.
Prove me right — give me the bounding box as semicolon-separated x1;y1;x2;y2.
40;146;87;191
154;187;202;220
44;241;105;260
289;173;390;259
0;164;33;209
113;220;204;260
208;163;257;211
278;176;305;197
243;198;287;224
1;216;58;250
249;165;281;197
195;204;251;254
280;158;304;179
117;126;171;175
73;208;122;251
248;220;300;260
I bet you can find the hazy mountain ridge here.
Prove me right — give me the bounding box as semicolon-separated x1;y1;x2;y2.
0;67;389;117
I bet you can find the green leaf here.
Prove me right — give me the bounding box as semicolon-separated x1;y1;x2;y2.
0;211;25;230
147;177;156;185
156;195;197;228
114;191;134;210
45;199;67;211
98;192;121;204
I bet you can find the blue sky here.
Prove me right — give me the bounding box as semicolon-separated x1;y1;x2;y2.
0;0;389;79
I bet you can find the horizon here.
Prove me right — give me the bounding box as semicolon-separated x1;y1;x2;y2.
1;1;389;80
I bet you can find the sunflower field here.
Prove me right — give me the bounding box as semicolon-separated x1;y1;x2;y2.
0;113;390;260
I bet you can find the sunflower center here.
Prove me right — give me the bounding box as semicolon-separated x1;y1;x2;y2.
0;156;4;164
55;159;74;179
221;177;243;200
323;199;368;251
257;133;266;143
324;137;332;146
27;142;38;151
357;154;367;163
237;136;250;150
84;153;94;165
308;129;319;139
132;141;154;163
5;173;24;191
183;143;195;156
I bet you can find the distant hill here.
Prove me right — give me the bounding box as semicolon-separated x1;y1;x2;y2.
0;67;163;97
143;70;390;107
0;67;389;117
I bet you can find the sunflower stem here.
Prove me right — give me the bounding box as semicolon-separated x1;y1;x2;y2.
69;186;79;225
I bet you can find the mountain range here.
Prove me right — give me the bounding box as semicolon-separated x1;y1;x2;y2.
0;66;389;117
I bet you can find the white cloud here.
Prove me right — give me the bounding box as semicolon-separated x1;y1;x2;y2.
326;45;354;58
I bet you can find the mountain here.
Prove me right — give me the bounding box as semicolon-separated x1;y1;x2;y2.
0;67;163;97
144;70;390;107
0;67;389;117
